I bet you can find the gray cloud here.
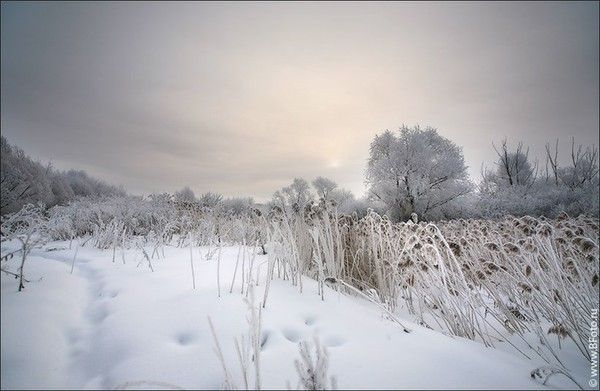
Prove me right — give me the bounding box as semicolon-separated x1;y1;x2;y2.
2;1;598;201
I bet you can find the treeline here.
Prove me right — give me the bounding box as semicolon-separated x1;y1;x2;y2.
265;126;599;221
2;125;598;222
1;136;125;215
475;138;600;219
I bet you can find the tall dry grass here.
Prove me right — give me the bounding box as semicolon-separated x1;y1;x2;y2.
268;203;599;367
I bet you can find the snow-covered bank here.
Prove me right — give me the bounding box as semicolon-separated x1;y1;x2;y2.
0;241;586;389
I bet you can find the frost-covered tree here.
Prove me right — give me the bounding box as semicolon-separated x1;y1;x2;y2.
545;138;599;190
174;186;197;204
220;197;254;216
1;136;52;214
336;196;374;218
1;136;124;215
272;178;314;214
49;171;76;206
476;138;599;218
311;177;358;212
329;188;352;207
312;177;338;201
284;178;313;210
63;169;124;198
485;140;536;189
366;126;473;221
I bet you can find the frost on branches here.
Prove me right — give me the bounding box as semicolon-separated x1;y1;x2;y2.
1;203;49;291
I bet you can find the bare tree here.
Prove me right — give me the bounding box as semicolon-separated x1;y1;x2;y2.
545;137;599;190
491;139;537;188
545;139;560;186
1;204;49;291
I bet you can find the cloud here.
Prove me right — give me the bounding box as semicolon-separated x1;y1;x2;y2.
1;2;598;201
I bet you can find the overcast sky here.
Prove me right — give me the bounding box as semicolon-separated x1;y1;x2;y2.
1;1;598;201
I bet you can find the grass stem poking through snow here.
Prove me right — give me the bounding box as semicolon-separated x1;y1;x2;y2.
293;336;337;390
207;316;237;390
230;243;242;294
189;233;196;290
217;242;222;297
70;240;79;275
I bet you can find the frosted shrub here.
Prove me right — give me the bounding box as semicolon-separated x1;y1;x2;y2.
41;194;268;259
47;206;75;241
0;203;49;291
10;189;596;369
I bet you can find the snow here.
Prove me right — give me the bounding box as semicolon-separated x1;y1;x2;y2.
0;240;585;389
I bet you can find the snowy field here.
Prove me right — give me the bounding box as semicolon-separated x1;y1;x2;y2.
2;2;598;390
1;240;590;390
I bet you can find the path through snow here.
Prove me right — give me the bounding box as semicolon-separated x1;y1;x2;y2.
1;240;585;389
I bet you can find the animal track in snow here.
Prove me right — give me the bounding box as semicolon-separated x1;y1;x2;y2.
282;327;301;343
88;305;110;324
175;332;198;346
303;315;317;326
260;330;272;350
280;314;345;349
323;335;346;347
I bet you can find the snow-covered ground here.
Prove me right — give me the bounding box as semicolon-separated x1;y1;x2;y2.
0;241;588;389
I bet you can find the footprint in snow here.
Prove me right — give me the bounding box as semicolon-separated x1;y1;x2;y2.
260;330;272;350
282;327;301;343
175;332;198;346
88;305;110;324
323;335;346;347
303;315;317;326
